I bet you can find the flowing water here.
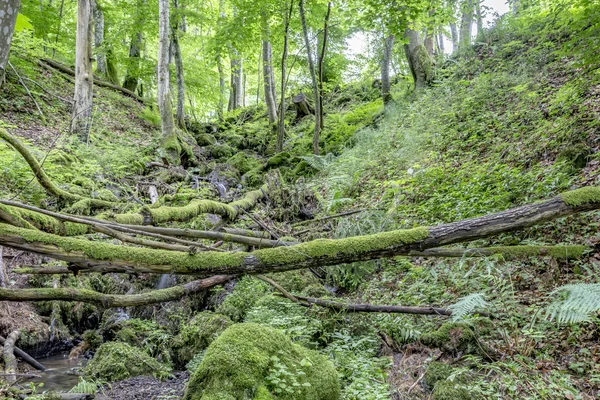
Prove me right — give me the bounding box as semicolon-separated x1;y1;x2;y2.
24;352;88;392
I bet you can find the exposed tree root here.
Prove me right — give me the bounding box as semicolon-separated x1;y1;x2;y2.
0;275;233;307
0;187;596;276
3;330;20;384
0;335;45;371
0;128;118;210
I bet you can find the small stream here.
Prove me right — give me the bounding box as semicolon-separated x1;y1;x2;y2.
24;352;88;392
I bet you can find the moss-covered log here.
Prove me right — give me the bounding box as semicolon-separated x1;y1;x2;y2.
112;184;269;225
0;275;233;306
0;187;597;276
0;128;118;210
409;245;588;259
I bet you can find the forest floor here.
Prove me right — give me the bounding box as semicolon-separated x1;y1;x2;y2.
1;9;600;400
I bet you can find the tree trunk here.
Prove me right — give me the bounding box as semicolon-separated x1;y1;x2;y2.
438;33;445;54
172;0;186;130
217;58;225;119
317;1;332;127
228;52;243;111
0;0;20;88
299;0;321;155
71;0;94;141
459;0;474;51
262;36;278;127
0;247;7;288
158;0;178;164
122;33;142;92
293;93;313;121
91;0;106;75
404;28;434;90
277;0;294;152
381;34;394;104
450;23;459;53
475;0;484;39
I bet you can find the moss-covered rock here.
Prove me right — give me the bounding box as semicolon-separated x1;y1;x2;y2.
420;322;480;354
266;152;291;168
84;342;171;382
431;380;470;400
194;133;218;146
424;361;453;389
173;312;232;368
183;323;340;400
227;152;263;175
207;143;235;159
216;277;271;322
113;318;173;362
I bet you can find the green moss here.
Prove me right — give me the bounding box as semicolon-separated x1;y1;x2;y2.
420;322;482;355
431;380;470;400
227;152;263;175
84;341;171;382
216;276;271;322
559;186;600;207
208;143;234;159
195;133;218;146
0;204;90;236
173;312;232;368
183;323;340;400
266;152;291;168
82;330;103;350
424;362;453;388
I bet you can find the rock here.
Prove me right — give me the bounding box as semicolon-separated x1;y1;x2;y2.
183;323;341;400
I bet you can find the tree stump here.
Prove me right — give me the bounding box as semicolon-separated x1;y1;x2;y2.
293;93;313;121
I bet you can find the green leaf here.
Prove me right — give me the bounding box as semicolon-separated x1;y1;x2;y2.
15;14;33;32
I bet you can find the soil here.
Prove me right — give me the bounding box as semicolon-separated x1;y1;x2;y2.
96;371;190;400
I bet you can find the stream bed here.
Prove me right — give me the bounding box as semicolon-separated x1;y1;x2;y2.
24;352;87;392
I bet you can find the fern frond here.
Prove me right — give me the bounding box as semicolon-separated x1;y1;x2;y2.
69;378;98;394
448;293;488;321
299;154;337;171
546;283;600;324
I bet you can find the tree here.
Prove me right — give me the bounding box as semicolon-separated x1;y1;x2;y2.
277;0;294;153
71;0;94;141
122;0;145;93
299;0;321;155
404;28;434;89
317;1;332;126
459;0;474;51
262;15;278;130
381;34;395;104
0;0;21;88
91;0;106;76
172;0;186;130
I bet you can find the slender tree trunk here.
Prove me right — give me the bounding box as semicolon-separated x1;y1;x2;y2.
381;34;394;104
475;0;483;39
0;0;20;88
450;23;459;53
228;53;242;110
277;0;294;153
158;0;178;164
317;1;331;127
172;0;186;130
299;0;321;155
459;0;474;51
511;0;519;15
404;28;434;90
122;33;142;92
52;0;65;58
217;57;225;119
71;0;94;141
0;247;7;288
91;0;106;75
262;39;278;127
438;33;445;54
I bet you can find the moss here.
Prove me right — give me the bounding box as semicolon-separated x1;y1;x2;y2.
424;362;453;388
227;152;263;175
483;245;588;259
292;161;316;177
216;276;271;322
431;380;470;400
420;322;483;355
84;341;171;382
559;186;600;207
207;143;234;159
243;167;265;188
0;204;90;236
183;323;340;400
194;133;217;146
266;152;291;168
82;330;103;350
173;312;232;368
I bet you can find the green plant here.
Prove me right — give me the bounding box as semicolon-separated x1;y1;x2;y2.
546;283;600;324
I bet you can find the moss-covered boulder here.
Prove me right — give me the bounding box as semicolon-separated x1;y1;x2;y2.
424;361;453;389
195;133;217;146
183;323;340;400
227;152;263;175
83;342;171;382
420;322;479;354
266;152;291;168
172;312;232;368
207;143;234;159
431;380;470;400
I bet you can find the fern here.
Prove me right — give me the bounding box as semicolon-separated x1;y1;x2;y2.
546;283;600;324
69;378;98;394
299;153;337;171
448;293;489;321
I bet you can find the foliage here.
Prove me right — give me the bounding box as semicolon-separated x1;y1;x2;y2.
546;284;600;324
448;293;489;321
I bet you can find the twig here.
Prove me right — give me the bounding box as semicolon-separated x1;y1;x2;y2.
407;373;425;394
292;209;372;227
257;274;300;303
8;62;45;121
241;209;280;239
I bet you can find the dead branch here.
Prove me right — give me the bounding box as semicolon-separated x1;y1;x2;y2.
0;335;45;371
3;330;21;383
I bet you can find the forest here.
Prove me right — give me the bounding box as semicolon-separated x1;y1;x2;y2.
0;0;600;398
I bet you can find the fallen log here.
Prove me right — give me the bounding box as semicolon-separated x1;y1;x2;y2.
3;330;20;383
23;394;95;400
39;58;143;103
0;335;45;371
0;275;233;307
0;187;596;277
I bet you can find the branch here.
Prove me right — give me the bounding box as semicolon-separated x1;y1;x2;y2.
39;58;144;103
0;128;118;209
0;187;597;276
409;245;588;259
0;275;234;307
0;335;45;371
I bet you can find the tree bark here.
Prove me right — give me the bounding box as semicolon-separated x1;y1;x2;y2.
0;0;21;88
71;0;94;141
404;28;434;89
0;188;597;276
299;0;321;155
228;52;243;111
91;0;106;75
277;0;294;152
3;330;20;384
262;36;278;127
381;34;394;104
158;0;179;164
475;0;484;39
317;1;332;127
0;246;7;288
459;0;474;51
0;275;233;307
0;335;45;371
437;33;445;54
291;295;452;315
122;33;143;92
172;0;186;130
450;23;459;54
293;93;313;121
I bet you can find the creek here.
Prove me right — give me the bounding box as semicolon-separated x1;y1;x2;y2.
23;352;88;392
